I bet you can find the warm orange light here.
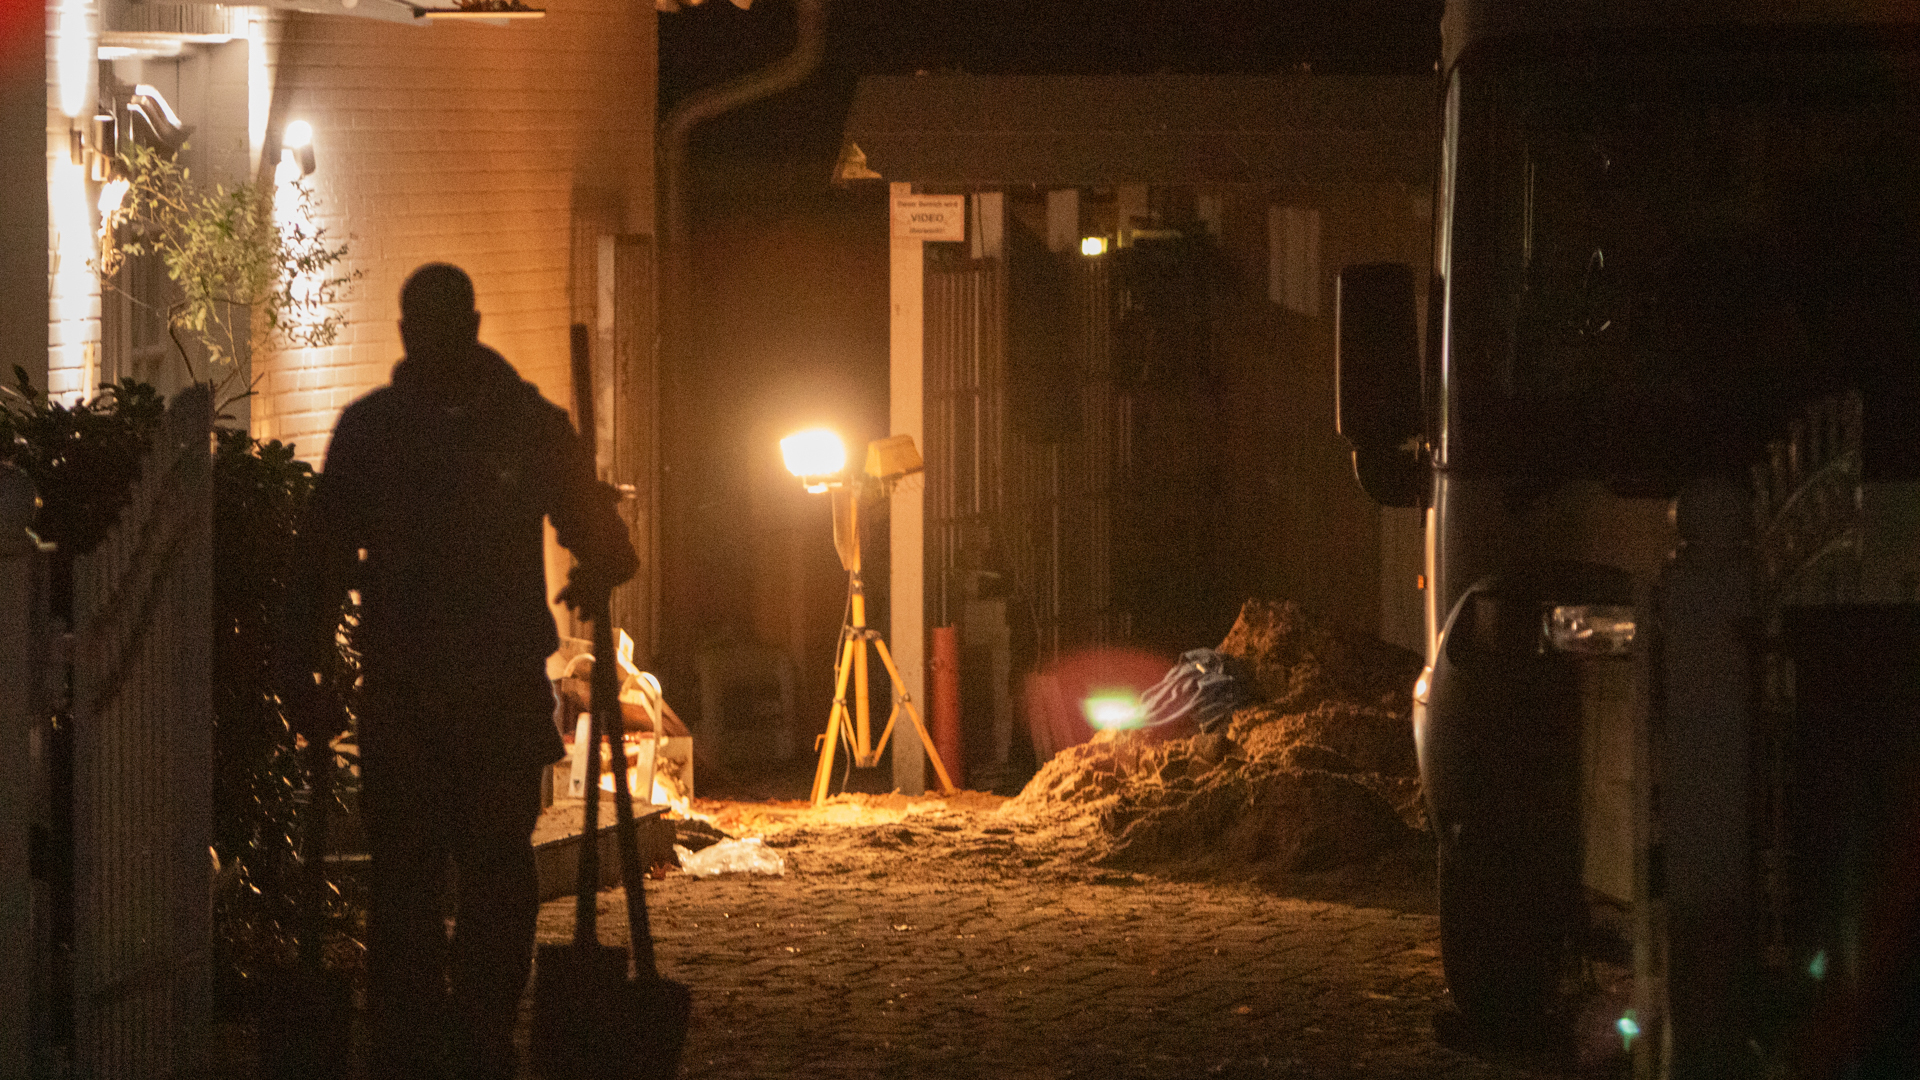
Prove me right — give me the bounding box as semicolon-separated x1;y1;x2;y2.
781;428;846;492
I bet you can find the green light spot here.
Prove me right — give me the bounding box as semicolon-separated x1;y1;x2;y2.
1808;950;1828;980
1616;1011;1640;1052
1082;690;1144;730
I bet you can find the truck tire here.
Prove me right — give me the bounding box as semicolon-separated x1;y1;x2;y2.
1437;838;1572;1036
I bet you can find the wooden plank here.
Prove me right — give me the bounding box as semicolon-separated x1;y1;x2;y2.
532;805;673;904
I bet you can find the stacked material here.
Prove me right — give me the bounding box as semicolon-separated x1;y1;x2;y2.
1006;600;1427;880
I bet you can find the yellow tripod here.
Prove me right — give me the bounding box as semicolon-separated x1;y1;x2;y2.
810;485;956;806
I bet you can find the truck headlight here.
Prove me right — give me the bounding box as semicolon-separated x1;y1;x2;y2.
1545;605;1635;656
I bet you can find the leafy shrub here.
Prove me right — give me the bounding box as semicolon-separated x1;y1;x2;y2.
5;375;365;1006
0;367;165;560
99;143;359;383
211;426;363;1005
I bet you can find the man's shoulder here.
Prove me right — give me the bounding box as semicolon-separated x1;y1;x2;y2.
324;384;401;450
476;346;569;421
330;348;573;452
473;349;577;446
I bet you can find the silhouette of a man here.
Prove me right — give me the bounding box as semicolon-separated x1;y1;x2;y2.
281;263;636;1080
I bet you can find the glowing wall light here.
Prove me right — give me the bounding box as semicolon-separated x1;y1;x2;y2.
1080;236;1107;257
50;154;98;402
281;120;316;176
274;129;324;332
57;0;93;118
248;15;272;174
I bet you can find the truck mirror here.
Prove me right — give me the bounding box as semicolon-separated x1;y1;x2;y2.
1336;262;1423;507
1351;444;1424;508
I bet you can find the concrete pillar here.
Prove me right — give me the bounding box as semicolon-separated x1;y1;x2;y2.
889;182;926;794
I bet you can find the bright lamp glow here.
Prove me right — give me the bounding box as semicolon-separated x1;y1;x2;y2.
57;0;91;118
97;177;129;218
1080;236;1107;257
782;428;847;491
284;119;313;149
1082;689;1144;731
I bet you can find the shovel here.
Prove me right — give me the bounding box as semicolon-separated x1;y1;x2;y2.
531;600;691;1080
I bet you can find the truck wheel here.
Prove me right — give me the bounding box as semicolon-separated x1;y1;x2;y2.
1437;839;1572;1038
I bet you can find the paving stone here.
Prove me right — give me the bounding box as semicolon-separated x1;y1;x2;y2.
509;839;1582;1080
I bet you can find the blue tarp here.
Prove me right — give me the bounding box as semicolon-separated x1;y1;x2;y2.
1139;648;1247;732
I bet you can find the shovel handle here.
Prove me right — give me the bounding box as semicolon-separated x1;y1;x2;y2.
577;602;663;982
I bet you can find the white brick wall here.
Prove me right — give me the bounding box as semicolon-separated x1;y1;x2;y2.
250;0;656;464
46;0;101;404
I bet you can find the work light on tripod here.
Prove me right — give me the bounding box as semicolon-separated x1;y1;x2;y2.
780;428;955;805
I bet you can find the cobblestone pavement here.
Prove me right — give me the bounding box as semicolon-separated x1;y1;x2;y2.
522;799;1581;1080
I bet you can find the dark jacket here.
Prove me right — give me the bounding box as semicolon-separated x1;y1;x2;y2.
279;343;637;765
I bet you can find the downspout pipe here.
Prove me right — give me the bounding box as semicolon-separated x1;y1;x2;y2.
660;0;826;357
656;0;826;683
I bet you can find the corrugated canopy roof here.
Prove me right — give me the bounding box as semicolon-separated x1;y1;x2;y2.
836;74;1438;189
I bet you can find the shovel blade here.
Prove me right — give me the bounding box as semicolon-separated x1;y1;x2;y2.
531;943;691;1080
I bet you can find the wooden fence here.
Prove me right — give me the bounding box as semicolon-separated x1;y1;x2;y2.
1;382;212;1078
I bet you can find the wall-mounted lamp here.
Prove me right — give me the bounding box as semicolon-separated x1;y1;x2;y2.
282;120;317;177
88;113;115;179
1080;236;1108;257
128;84;190;152
69;112;119;179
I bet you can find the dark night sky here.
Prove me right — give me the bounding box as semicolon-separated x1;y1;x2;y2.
661;0;1443;166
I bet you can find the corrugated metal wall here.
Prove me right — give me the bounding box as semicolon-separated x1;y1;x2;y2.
927;249;1122;668
924;258;1005;631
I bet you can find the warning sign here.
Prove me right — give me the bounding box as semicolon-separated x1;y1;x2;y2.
891;194;966;242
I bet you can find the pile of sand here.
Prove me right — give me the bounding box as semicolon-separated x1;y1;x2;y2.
1004;600;1426;880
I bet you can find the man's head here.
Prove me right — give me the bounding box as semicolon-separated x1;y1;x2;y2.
399;263;481;360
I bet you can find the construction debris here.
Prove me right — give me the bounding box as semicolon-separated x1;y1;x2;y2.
1004;600;1426;881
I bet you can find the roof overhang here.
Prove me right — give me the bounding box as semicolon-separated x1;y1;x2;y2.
145;0;543;26
836;74;1439;190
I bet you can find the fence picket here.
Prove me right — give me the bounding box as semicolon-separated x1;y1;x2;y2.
69;383;212;1079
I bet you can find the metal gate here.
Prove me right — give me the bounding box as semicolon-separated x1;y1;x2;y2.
925;258;1005;630
925;245;1126;659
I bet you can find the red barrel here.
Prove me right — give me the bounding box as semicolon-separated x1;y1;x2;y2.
930;626;965;791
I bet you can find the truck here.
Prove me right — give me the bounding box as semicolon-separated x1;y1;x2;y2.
1333;2;1920;1076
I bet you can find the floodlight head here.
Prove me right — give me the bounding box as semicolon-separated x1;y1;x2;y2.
782;428;846;493
864;434;924;484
